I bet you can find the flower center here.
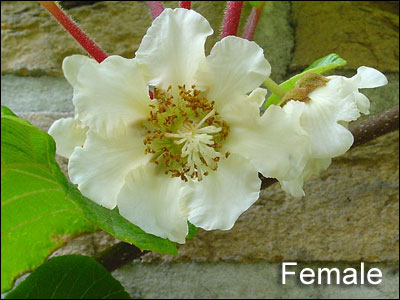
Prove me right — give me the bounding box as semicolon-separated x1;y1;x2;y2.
143;85;230;181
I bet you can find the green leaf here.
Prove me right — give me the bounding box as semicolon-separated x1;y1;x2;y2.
5;255;131;299
265;53;347;108
1;106;31;126
67;184;178;255
1;106;96;293
187;222;198;240
248;1;263;8
303;53;347;71
1;106;18;117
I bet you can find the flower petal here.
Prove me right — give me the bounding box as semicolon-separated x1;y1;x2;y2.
63;55;92;86
67;55;151;137
136;8;213;91
280;158;331;197
48;117;87;159
353;91;370;115
299;80;361;158
183;153;260;231
222;99;309;182
68;127;149;209
197;36;271;111
248;87;268;107
353;66;388;89
117;164;189;244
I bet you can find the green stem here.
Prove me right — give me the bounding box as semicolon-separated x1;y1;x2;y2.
264;77;286;100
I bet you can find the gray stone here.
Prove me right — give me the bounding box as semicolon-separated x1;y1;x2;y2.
50;230;119;258
17;112;73;131
1;1;152;76
290;1;399;72
1;75;73;113
1;1;293;82
253;1;294;82
112;261;399;299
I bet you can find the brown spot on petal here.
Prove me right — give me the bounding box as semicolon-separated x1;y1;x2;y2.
280;73;329;106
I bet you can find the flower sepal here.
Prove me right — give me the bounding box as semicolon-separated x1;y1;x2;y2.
265;53;347;109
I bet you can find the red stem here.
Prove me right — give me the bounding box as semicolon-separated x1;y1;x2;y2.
179;1;191;9
148;1;165;20
39;1;108;63
221;1;244;39
242;3;265;41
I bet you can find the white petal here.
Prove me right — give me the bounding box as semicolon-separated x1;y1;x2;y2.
198;36;271;111
117;164;189;244
299;87;359;158
353;66;388;89
48;117;87;159
223;100;309;182
183;153;260;231
280;158;331;197
311;76;358;104
63;55;92;86
353;92;370;115
136;8;213;91
69;55;151;137
248;87;268;107
68;127;150;209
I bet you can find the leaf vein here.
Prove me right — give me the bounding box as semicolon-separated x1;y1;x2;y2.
2;208;77;236
2;188;63;207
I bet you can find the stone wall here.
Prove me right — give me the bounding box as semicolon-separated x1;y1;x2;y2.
1;1;399;298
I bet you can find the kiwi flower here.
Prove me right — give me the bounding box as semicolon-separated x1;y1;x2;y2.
48;8;310;243
279;67;388;197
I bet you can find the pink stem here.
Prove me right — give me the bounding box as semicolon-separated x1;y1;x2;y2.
221;1;244;39
242;3;265;41
39;1;108;63
179;1;191;9
148;1;165;20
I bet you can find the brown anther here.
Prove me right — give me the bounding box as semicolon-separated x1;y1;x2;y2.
225;152;231;158
200;157;208;166
180;173;188;182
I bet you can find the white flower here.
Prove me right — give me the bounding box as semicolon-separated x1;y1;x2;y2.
49;8;309;243
279;67;388;197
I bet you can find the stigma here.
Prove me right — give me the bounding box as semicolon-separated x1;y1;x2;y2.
143;85;230;181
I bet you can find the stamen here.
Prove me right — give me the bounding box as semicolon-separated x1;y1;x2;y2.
142;85;230;181
196;109;216;128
